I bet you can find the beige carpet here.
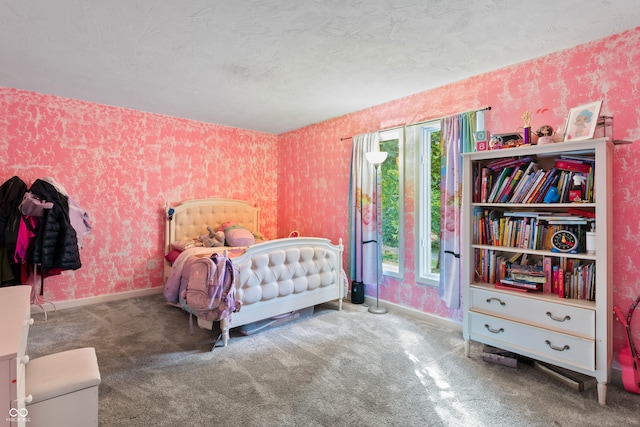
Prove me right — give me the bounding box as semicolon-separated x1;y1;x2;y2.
26;293;639;427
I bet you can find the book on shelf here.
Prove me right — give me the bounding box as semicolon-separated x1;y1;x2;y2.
484;156;533;172
503;211;552;218
543;256;553;293
558;267;565;298
558;153;595;164
500;278;542;290
530;169;559;203
519;169;546;203
552;265;559;294
523;169;551;203
567;208;595;218
509;165;539;203
487;167;513;203
497;166;526;203
480;167;492;203
496;281;542;292
510;272;545;283
508;252;523;263
555;158;593;173
512;172;536;203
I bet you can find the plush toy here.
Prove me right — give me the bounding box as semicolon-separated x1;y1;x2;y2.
200;226;225;247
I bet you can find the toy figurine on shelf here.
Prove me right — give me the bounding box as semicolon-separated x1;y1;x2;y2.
489;134;503;150
521;111;534;144
536;125;555;144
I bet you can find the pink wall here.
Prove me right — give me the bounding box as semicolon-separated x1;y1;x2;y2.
1;89;278;300
278;27;640;351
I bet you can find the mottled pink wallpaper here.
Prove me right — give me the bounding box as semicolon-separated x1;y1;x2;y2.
278;27;640;351
1;89;278;300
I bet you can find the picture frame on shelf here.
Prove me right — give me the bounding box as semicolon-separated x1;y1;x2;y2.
564;100;603;142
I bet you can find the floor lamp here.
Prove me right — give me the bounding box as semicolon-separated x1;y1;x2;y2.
365;151;388;314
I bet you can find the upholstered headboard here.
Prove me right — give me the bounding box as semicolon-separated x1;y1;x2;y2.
165;198;260;253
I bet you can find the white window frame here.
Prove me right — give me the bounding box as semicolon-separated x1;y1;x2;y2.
379;128;404;279
414;122;441;286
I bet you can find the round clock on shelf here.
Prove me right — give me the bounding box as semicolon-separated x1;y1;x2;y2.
551;230;579;253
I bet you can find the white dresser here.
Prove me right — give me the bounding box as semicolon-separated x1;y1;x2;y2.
0;285;32;427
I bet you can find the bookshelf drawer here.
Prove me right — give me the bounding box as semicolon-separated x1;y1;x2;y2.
469;312;595;371
470;287;595;339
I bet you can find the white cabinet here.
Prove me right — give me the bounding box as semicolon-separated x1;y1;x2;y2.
461;138;612;405
0;285;32;427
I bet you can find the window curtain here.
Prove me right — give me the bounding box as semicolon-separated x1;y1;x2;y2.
348;132;382;289
439;112;476;309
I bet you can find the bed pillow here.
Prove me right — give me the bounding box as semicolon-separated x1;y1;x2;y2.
164;249;182;263
172;239;200;252
224;226;255;246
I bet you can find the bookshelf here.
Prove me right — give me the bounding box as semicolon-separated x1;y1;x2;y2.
461;137;612;405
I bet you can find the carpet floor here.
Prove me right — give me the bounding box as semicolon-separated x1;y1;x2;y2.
26;293;639;427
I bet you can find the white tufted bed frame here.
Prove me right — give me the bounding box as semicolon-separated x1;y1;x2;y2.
164;198;344;347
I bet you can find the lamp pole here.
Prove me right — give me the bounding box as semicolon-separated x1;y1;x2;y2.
365;151;388;315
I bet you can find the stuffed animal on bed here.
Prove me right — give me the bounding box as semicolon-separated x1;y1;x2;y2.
200;227;225;247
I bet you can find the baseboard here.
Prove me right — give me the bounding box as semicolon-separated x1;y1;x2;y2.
30;287;163;315
362;296;462;332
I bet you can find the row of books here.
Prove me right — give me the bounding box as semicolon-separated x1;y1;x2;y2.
473;208;592;251
474;155;595;204
474;249;596;300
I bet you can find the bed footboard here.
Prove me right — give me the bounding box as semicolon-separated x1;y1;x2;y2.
201;237;344;347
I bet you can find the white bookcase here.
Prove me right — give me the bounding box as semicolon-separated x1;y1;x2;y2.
461;137;613;405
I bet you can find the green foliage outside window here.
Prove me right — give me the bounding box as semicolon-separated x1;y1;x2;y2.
377;130;442;271
430;131;441;272
380;139;399;266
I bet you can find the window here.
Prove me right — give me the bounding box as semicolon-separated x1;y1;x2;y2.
414;122;441;286
379;129;404;277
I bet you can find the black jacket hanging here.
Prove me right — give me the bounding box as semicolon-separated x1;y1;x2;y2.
29;179;81;273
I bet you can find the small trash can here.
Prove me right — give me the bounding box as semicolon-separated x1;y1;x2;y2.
351;280;365;304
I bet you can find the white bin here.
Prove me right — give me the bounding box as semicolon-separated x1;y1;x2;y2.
25;347;101;427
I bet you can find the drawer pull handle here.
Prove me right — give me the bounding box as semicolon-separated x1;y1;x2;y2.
545;340;570;352
486;297;506;306
546;312;571;322
484;324;504;334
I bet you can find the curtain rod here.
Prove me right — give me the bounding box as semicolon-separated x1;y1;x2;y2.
340;105;491;141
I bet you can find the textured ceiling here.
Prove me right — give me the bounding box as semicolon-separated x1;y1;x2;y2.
1;1;639;134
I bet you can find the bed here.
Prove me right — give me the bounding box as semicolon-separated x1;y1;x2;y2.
163;198;344;347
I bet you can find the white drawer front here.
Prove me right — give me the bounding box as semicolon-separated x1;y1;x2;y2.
470;288;595;339
469;312;595;371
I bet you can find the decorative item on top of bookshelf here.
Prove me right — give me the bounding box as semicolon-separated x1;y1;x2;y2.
475;130;489;151
536;125;555;145
564;100;603;142
521;111;533;145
